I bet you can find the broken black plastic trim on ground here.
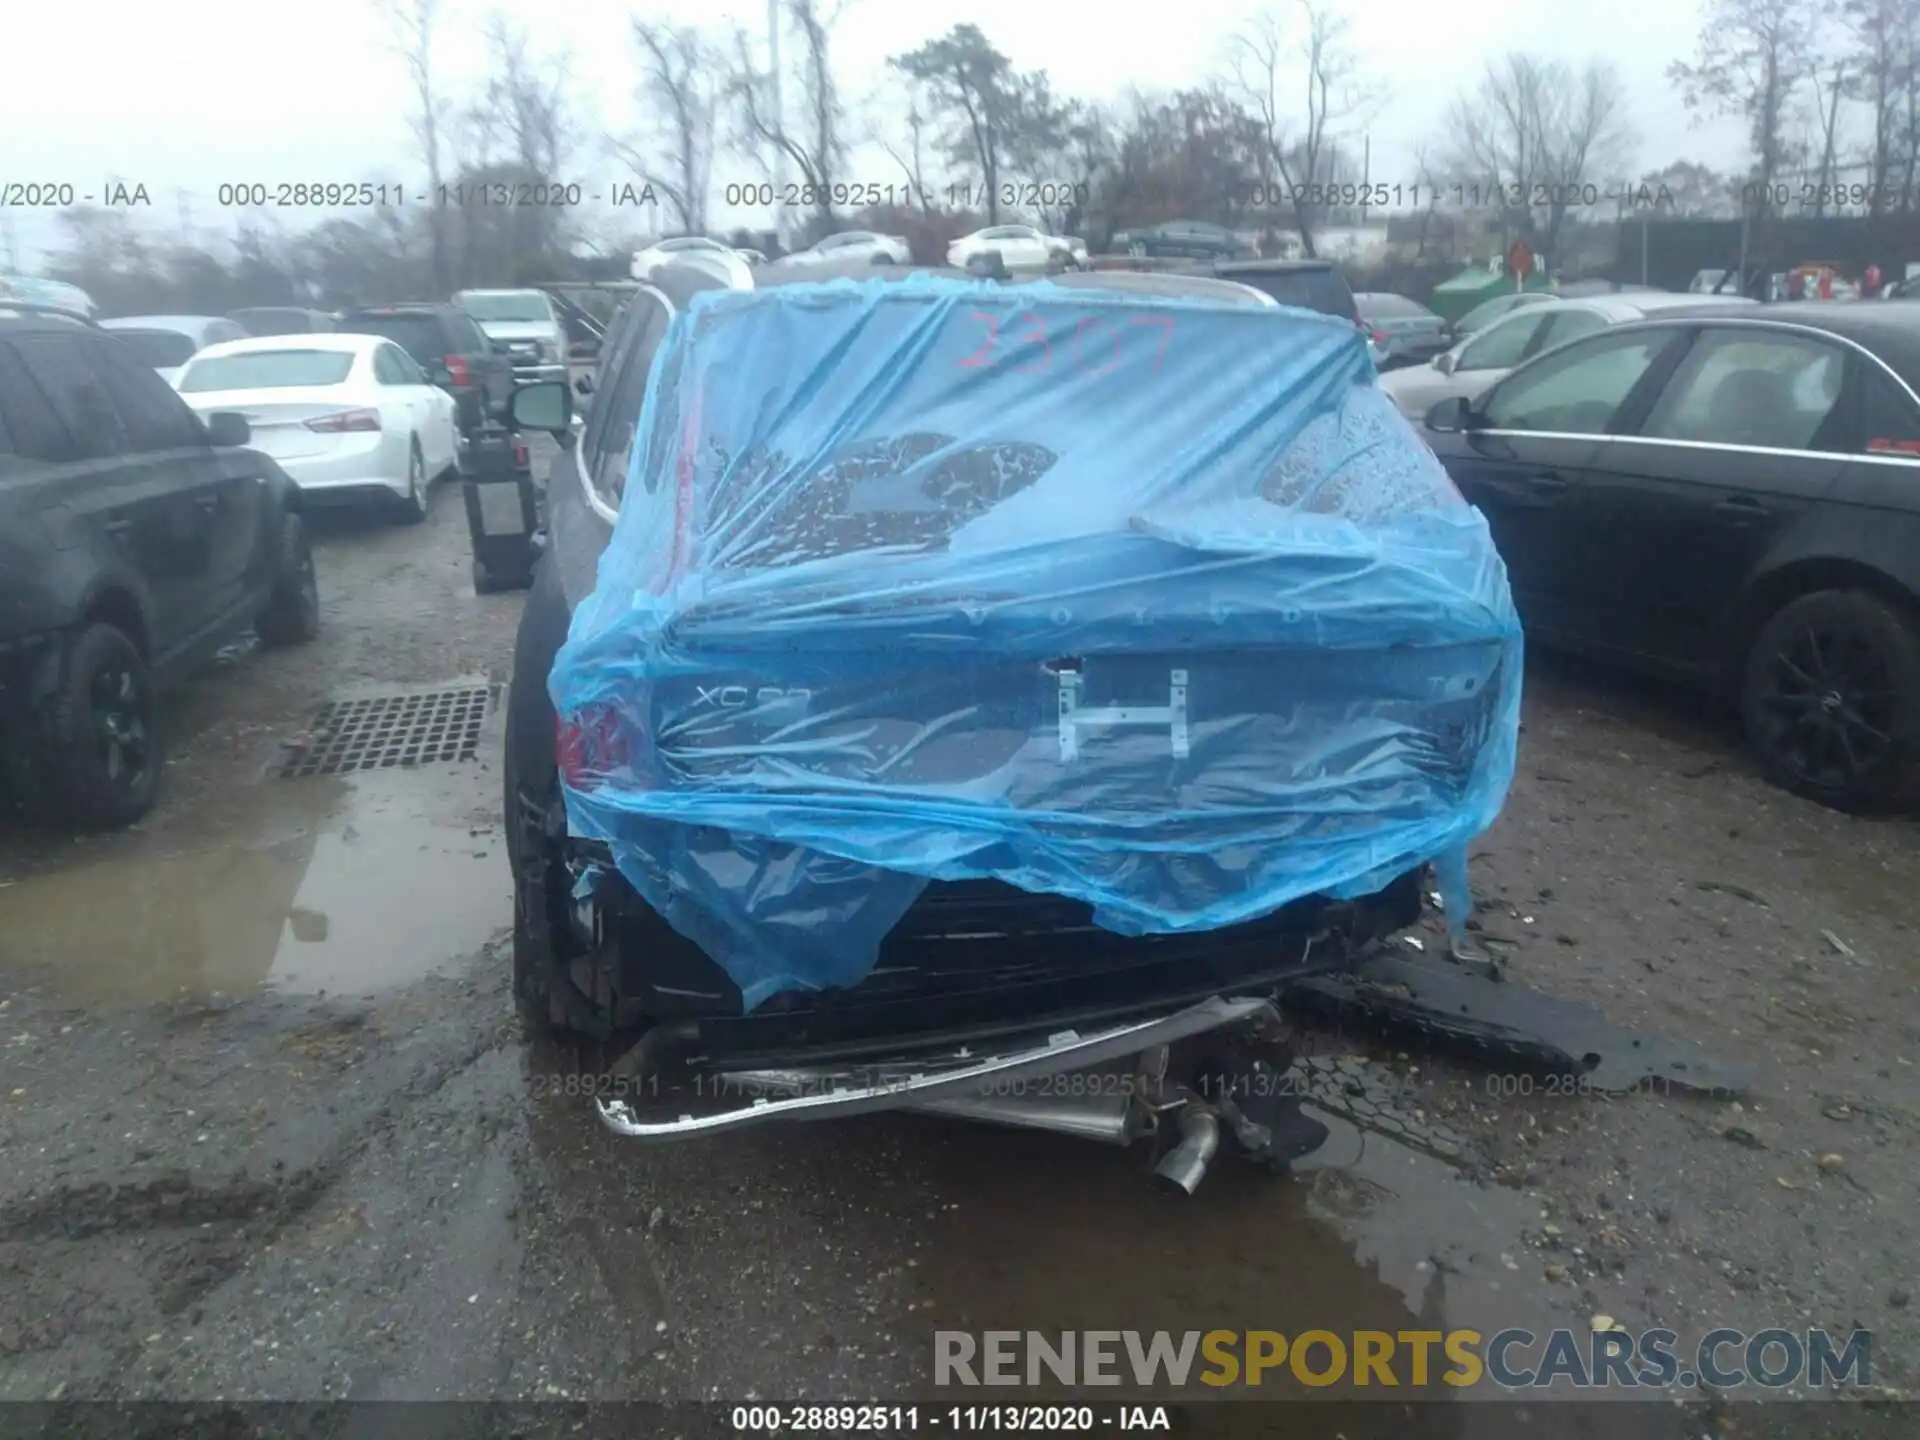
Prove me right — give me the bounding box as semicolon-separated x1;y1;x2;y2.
1283;950;1756;1097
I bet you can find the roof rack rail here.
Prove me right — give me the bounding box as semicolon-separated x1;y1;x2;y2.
0;299;100;326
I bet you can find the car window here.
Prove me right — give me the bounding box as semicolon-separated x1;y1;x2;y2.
389;347;428;384
1457;311;1554;371
209;322;249;345
457;292;552;323
1233;269;1356;320
1359;294;1427;319
180;349;356;391
340;312;446;364
450;313;488;352
373;347;405;384
1858;367;1920;457
582;293;672;508
0;342;78;466
1531;309;1608;352
1640;329;1846;451
7;333;127;458
1482;328;1686;435
91;340;206;451
104;328;199;370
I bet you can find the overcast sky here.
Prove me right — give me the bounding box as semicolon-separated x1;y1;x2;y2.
2;0;1751;268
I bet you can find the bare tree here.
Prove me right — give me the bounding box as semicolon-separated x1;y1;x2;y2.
611;20;719;234
873;75;936;214
1845;0;1920;211
375;0;448;290
1225;0;1377;257
1442;53;1635;261
1670;0;1815;220
480;13;574;177
726;0;850;234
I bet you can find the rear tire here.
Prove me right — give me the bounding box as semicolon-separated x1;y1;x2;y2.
395;439;428;525
34;623;162;830
256;513;320;646
1739;588;1920;809
505;560;616;1039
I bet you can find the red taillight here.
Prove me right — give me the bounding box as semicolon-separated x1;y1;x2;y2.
512;439;529;467
1370;330;1390;345
556;705;632;791
444;354;470;385
305;407;381;433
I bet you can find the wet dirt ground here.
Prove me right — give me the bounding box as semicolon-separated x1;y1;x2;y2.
1;448;1916;1431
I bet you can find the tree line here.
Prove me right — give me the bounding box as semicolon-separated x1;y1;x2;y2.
37;0;1920;317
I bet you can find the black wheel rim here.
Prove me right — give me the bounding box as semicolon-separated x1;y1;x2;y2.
91;661;152;793
1753;621;1900;791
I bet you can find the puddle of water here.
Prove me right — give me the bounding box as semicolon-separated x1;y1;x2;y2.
0;770;510;1007
903;1103;1590;1428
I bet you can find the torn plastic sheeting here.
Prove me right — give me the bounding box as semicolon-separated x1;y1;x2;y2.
550;274;1524;1010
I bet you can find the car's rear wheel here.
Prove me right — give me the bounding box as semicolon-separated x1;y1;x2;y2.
1740;588;1920;808
505;561;620;1039
36;622;162;830
256;513;320;645
395;439;428;524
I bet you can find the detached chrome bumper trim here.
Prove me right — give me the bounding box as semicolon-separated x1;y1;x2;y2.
595;994;1273;1140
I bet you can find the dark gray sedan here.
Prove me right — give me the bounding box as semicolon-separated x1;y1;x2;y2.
1355;292;1453;370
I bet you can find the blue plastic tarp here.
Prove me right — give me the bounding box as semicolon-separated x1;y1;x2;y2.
550;275;1523;1009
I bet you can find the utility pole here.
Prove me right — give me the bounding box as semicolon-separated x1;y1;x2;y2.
768;0;786;252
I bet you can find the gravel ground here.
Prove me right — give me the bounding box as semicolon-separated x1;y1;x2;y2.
0;450;1915;1431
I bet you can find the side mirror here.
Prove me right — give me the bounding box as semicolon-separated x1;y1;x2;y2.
1432;351;1457;375
204;411;250;447
1425;396;1472;434
508;380;572;434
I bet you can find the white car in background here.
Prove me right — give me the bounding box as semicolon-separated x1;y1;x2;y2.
782;231;912;267
631;235;736;280
1377;291;1759;420
100;315;249;386
947;224;1086;275
176;334;459;523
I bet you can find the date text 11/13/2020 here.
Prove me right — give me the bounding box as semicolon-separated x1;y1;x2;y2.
730;1405;1174;1432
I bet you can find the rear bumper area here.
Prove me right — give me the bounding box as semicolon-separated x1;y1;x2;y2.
568;845;1421;1065
597;994;1273;1139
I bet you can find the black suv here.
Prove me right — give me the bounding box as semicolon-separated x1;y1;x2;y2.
1213;259;1362;325
0;305;319;827
334;303;513;442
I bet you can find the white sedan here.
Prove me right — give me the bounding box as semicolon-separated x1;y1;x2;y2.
176;334;459;522
947;224;1086;275
631;235;737;280
782;231;912;267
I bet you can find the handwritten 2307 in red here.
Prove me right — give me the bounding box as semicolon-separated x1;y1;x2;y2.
956;309;1177;375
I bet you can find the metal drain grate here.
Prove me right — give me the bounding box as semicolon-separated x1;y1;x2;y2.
278;686;495;778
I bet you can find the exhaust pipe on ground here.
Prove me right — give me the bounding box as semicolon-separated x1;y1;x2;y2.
1153;1104;1221;1195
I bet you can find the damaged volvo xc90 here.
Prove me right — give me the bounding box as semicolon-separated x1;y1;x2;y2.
499;255;1523;1192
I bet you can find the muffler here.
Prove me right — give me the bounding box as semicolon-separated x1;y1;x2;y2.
1153;1104;1221;1195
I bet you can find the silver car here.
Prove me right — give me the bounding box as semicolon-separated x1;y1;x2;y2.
100;314;250;387
1354;292;1453;371
1378;292;1759;422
